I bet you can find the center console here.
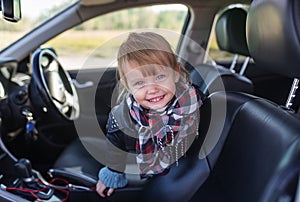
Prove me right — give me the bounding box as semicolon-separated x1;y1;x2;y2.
0;146;101;202
0;137;146;202
0;154;60;201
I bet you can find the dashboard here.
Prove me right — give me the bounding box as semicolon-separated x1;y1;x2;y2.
0;59;32;99
0;59;18;99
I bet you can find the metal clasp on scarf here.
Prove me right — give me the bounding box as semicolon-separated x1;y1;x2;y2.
166;125;175;146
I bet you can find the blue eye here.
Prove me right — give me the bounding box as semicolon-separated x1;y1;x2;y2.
157;74;166;80
134;81;144;86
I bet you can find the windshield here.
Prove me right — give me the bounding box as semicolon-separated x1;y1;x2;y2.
0;0;78;51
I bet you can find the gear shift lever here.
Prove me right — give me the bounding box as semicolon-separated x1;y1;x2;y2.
13;158;54;200
15;158;35;182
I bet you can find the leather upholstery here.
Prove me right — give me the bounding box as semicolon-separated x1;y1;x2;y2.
189;63;253;95
189;92;300;202
188;0;300;200
247;0;300;78
216;6;250;56
54;137;105;178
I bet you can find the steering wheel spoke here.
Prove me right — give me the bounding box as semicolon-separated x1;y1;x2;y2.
62;90;79;116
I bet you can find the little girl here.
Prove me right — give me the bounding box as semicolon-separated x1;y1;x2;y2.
96;32;202;197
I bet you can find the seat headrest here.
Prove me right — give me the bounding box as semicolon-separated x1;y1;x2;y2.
247;0;300;78
215;5;250;56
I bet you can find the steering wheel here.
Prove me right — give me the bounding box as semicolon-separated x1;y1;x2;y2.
30;48;79;120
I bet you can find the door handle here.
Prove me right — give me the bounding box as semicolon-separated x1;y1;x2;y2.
72;79;94;89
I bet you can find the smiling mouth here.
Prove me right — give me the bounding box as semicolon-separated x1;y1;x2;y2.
148;95;164;103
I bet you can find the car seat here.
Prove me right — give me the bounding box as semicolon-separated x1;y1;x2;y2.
215;5;250;72
187;0;300;201
189;4;253;96
142;0;300;200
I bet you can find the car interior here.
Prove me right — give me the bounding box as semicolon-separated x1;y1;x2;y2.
0;0;299;201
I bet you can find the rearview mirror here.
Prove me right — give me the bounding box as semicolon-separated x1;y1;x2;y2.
0;0;21;22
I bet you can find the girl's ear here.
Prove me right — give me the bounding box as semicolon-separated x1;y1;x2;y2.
120;77;126;86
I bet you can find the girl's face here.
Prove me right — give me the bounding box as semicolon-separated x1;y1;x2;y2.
122;60;180;110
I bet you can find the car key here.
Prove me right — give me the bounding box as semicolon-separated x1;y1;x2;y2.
22;109;38;141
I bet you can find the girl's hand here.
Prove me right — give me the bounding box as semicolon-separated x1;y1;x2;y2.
96;180;115;197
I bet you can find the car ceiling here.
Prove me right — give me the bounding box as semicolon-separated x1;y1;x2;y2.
79;0;251;7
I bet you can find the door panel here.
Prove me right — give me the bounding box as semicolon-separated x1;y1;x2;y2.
69;68;118;136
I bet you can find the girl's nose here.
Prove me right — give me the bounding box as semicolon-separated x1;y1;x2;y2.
145;84;159;94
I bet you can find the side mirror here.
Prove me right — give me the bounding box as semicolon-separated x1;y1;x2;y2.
0;0;21;22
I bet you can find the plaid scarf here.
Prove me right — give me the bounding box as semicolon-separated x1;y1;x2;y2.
127;82;201;176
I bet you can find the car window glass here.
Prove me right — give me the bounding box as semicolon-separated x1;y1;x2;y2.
42;4;188;70
0;0;78;51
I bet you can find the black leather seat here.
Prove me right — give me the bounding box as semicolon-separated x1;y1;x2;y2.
189;62;253;96
189;5;253;96
188;0;300;201
215;5;250;59
189;92;300;202
53;0;300;201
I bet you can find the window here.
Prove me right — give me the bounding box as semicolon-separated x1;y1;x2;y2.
43;4;188;70
0;0;77;51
